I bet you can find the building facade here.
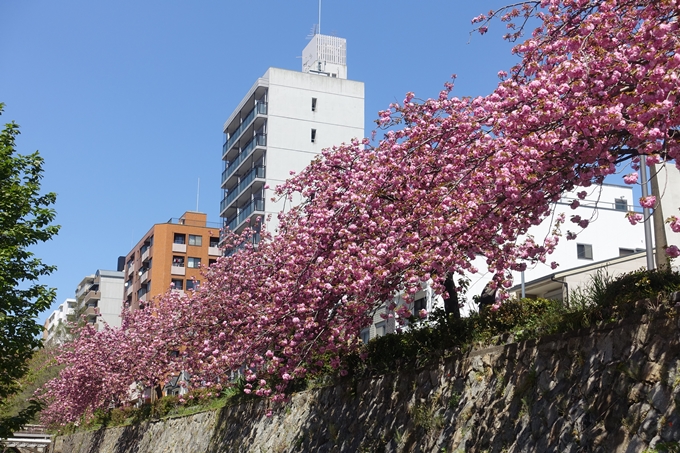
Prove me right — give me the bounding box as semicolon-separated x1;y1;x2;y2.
123;211;222;310
43;298;77;344
219;34;364;239
75;269;125;329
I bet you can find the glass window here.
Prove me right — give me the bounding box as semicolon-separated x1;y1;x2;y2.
186;280;200;290
615;198;628;211
172;256;185;267
171;279;183;290
174;233;186;244
375;321;386;337
189;235;202;246
577;244;593;260
188;257;201;268
311;128;317;143
311;97;317;112
209;237;219;247
414;297;427;312
360;328;370;344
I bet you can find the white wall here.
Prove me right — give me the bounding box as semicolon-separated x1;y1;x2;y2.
462;184;647;312
263;68;364;234
97;270;125;329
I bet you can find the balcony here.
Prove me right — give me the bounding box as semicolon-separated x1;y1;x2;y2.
226;198;265;232
140;270;149;283
84;306;99;317
220;166;266;214
171;266;186;276
82;290;101;305
209;246;221;257
126;264;134;277
221;134;267;186
125;285;134;297
172;243;187;253
141;247;150;262
222;102;267;156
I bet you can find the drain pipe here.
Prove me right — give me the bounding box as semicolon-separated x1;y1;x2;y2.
551;274;569;307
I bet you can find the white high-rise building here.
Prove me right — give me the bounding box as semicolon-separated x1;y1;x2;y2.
220;34;364;239
43;298;77;345
75;269;125;330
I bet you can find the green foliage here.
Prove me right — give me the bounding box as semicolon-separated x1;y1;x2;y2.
643;441;680;453
0;104;59;437
600;268;680;312
346;269;680;380
0;348;62;423
568;268;614;309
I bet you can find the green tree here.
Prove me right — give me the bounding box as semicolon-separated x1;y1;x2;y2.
0;103;59;437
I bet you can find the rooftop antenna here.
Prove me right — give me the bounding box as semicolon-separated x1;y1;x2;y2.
318;0;321;35
196;178;200;212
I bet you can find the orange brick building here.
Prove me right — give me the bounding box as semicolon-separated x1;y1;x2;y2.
123;211;222;310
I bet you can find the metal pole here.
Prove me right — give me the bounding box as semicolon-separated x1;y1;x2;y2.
521;270;526;298
640;158;656;270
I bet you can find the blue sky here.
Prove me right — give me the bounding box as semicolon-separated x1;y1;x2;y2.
0;0;558;323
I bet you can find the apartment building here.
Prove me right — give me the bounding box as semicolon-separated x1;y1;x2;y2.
123;211;222;310
219;33;364;239
43;298;77;344
75;270;125;329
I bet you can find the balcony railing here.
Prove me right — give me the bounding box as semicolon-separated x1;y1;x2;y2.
220;166;266;213
227;198;265;231
222;134;267;184
223;102;267;155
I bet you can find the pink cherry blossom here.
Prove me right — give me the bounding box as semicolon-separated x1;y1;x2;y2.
667;245;680;259
39;0;680;427
623;173;639;185
640;196;657;209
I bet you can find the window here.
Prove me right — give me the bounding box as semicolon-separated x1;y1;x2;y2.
375;322;386;337
188;257;201;269
311;97;317;112
188;235;202;246
615;198;628;211
172;256;185;267
209;237;219;247
174;233;186;245
209;259;217;267
360;328;370;344
577;244;593;260
414;297;427;312
171;279;183;290
186;280;200;290
311;128;317;143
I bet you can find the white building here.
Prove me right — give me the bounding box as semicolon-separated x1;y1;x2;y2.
220;34;364;239
43;298;76;345
362;183;650;341
653;163;680;269
75;269;125;329
463;183;648;307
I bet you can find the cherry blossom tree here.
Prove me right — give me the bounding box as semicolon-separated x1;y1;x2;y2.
40;0;680;426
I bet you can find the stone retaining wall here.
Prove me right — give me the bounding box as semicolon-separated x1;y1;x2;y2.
51;312;680;452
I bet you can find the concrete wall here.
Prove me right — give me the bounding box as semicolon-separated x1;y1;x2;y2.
51;311;680;453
